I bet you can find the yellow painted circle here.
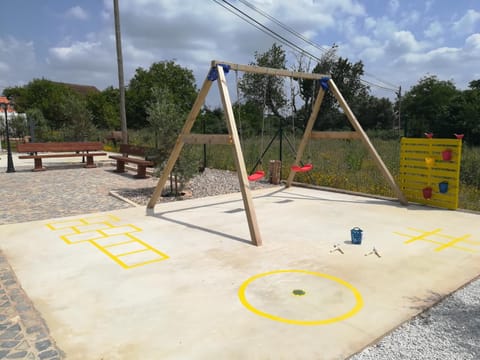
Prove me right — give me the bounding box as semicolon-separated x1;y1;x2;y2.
238;269;363;325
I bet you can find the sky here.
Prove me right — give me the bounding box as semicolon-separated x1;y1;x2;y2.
0;0;479;106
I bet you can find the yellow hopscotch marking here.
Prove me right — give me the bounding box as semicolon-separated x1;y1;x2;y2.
394;227;478;253
102;239;136;248
46;215;169;269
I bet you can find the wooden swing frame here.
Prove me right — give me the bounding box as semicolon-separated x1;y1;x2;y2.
146;60;407;247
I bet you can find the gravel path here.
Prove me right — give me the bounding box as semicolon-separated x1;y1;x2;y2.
350;278;480;359
116;167;275;205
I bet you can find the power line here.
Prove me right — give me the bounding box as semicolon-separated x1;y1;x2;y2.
237;0;332;56
214;0;399;93
212;0;318;63
236;0;399;91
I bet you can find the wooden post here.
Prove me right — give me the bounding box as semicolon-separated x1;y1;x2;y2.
328;79;408;205
217;65;262;246
286;87;326;187
147;77;213;209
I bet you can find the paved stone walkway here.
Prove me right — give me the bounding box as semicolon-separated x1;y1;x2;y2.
0;162;158;359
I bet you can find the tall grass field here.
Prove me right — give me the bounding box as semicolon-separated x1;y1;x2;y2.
190;135;480;212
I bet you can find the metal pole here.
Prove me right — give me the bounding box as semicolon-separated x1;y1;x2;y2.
3;104;15;173
202;116;207;171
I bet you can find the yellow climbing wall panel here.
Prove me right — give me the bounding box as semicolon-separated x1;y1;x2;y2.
46;214;169;269
399;138;462;210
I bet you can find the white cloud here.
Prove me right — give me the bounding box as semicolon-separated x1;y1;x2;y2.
46;37;118;87
0;37;36;91
424;21;443;39
452;9;480;34
386;31;423;54
369;17;398;39
364;17;376;30
464;33;480;55
65;6;89;20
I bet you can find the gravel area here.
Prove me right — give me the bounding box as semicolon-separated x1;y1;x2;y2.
116;167;276;205
349;278;480;359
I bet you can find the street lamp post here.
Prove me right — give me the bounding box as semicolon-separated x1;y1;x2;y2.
1;98;15;173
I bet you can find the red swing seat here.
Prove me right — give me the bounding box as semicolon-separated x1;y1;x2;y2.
291;163;313;173
248;170;265;182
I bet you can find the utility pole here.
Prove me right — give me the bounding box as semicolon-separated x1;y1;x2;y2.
113;0;128;144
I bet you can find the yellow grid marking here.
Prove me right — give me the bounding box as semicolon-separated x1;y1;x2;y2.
46;219;87;230
61;231;107;244
46;215;169;269
100;224;142;236
91;234;133;247
72;222;114;233
102;239;136;248
394;227;478;253
117;248;149;257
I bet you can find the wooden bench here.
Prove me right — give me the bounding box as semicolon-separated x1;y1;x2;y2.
109;144;156;179
17;142;107;171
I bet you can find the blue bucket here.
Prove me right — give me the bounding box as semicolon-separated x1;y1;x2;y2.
351;227;363;244
439;181;448;193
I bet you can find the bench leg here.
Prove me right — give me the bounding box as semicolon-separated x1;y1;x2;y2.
114;160;126;173
135;165;148;179
33;158;46;171
84;155;97;168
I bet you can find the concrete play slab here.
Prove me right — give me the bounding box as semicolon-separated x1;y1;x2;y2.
1;186;479;359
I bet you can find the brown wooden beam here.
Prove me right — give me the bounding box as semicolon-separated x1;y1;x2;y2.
217;65;263;246
211;60;329;80
328;79;408;205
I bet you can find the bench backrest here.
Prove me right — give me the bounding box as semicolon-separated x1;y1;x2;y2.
17;142;104;153
119;144;152;157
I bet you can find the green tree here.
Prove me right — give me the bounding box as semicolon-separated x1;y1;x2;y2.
4;79;78;130
146;86;198;194
239;43;287;122
356;95;395;130
60;94;96;141
468;79;480;90
86;86;120;129
447;86;480;145
295;45;370;130
193;106;227;135
402;75;459;137
126;60;197;129
26;108;50;141
10;115;28;138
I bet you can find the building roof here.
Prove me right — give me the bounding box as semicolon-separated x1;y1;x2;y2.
53;82;100;96
0;96;15;113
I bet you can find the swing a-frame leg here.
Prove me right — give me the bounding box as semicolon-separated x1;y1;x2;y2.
147;63;262;246
286;78;407;206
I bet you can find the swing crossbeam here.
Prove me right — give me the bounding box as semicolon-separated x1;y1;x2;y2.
211;60;329;81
